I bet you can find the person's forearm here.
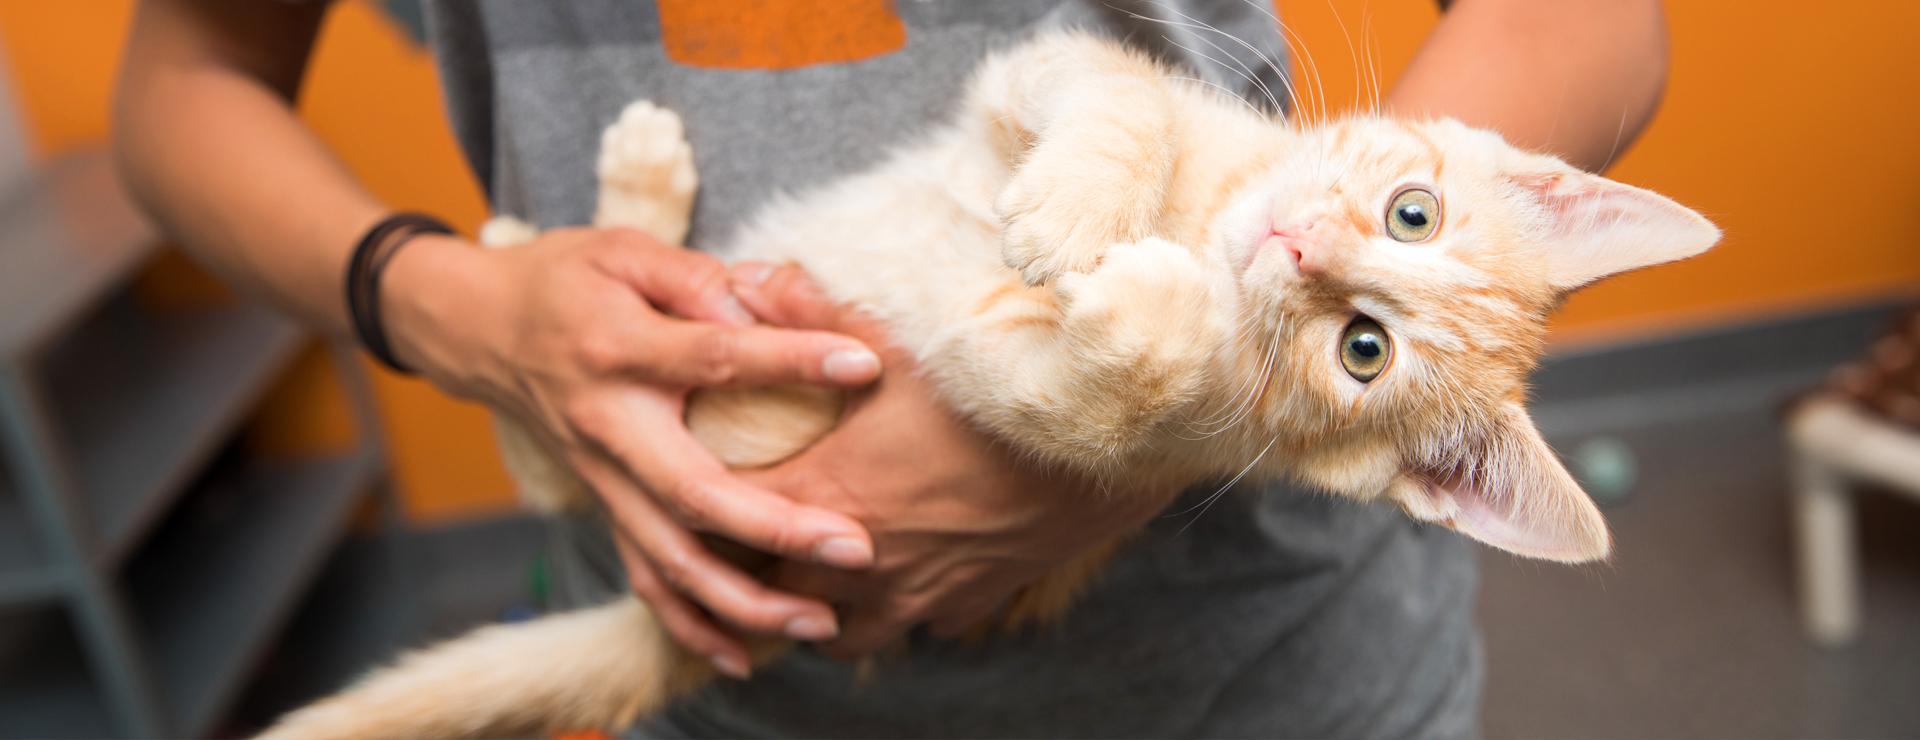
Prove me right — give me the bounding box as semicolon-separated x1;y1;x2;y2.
113;0;388;334
1386;0;1669;172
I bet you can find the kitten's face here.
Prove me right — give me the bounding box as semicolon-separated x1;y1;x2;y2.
1213;117;1719;562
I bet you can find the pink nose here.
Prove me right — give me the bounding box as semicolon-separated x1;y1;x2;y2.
1271;218;1325;275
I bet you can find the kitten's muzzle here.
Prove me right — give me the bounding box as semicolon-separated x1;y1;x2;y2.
1265;221;1324;275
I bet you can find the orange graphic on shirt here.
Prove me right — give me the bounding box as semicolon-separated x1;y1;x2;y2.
657;0;907;70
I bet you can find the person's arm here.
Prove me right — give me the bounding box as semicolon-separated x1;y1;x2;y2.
1387;0;1670;171
112;0;382;330
113;0;885;677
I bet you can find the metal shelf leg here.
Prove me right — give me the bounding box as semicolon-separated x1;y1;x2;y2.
0;367;166;736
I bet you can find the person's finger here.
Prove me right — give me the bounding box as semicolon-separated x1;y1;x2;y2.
628;319;880;388
591;229;757;326
729;262;887;340
572;449;848;641
567;390;875;569
613;535;751;678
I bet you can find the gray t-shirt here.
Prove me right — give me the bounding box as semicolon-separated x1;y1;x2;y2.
421;2;1481;737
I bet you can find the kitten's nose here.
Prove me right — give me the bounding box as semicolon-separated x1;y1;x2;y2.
1272;218;1325;275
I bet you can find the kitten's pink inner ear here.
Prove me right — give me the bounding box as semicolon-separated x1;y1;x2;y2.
1391;408;1611;563
1508;167;1721;291
1411;474;1609;563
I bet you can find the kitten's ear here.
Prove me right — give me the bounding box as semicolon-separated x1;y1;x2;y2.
1391;404;1610;563
1505;160;1721;291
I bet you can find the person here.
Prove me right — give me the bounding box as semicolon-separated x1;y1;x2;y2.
113;0;1671;735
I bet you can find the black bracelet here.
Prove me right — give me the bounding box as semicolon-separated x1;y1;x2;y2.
345;212;454;374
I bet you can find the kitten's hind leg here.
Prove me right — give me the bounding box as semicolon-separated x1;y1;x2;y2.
595;100;699;243
480;101;704;513
593;100;838;468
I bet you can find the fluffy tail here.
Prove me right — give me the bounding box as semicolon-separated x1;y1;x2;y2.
260;598;703;739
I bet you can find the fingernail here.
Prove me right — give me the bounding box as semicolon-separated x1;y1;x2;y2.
712;653;751;680
822;349;880;384
731;262;775;287
719;295;757;326
815;536;873;569
785;614;839;641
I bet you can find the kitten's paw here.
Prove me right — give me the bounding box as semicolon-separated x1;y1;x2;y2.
599;101;697;198
595;100;698;242
996;151;1157;286
1055;238;1218;363
997;177;1110;285
1049;238;1219;436
478;216;539;250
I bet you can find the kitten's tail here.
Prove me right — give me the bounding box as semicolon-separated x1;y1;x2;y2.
259;597;701;740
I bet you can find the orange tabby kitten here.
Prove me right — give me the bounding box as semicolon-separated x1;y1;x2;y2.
265;32;1718;739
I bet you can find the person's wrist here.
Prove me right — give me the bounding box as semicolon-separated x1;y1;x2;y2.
380;233;511;396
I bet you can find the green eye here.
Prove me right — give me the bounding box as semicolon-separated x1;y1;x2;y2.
1385;187;1440;242
1339;317;1392;383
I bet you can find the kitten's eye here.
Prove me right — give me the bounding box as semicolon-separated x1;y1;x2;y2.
1385;187;1440;242
1339;317;1392;383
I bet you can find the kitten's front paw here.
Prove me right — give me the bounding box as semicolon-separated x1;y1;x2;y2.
1049;239;1220;434
1055;238;1219;367
997;180;1108;285
996;152;1157;286
595;100;699;242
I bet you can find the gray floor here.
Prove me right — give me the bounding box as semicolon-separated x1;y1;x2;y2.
1481;403;1920;739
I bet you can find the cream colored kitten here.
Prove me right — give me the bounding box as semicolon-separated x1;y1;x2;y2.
265;32;1718;739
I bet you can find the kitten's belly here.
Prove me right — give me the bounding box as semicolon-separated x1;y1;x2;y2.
715;128;1016;358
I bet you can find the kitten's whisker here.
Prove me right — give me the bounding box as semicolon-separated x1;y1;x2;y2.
1118;4;1296;115
1544;77;1570;150
1144;2;1296;114
1319;0;1366;115
1160;36;1284;115
1213;338;1279;434
1598;107;1629;173
1139;1;1278;79
1271;18;1329;126
1234;334;1285;434
1180;377;1259;435
1170;434;1278;535
1363;9;1384;115
1184;324;1279;439
1184;329;1273;431
1356;7;1375;113
1195;324;1266;424
1232;0;1325;127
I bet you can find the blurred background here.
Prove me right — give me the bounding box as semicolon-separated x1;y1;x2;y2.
0;0;1915;737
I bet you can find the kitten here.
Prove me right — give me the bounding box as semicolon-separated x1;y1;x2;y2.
265;31;1718;739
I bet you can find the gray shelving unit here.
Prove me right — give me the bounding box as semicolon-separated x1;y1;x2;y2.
0;154;393;737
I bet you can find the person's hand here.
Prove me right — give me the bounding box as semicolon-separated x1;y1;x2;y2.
728;262;1184;659
379;228;884;676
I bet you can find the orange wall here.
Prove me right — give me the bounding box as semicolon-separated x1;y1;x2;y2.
2;1;1916;520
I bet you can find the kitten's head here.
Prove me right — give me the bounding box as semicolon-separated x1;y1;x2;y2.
1219;117;1719;563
